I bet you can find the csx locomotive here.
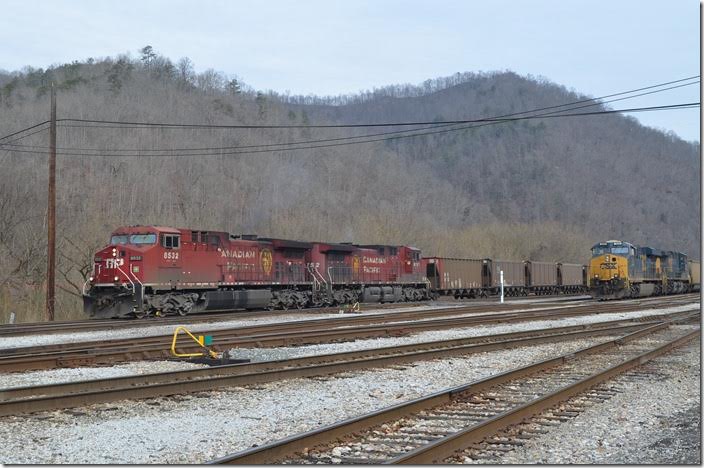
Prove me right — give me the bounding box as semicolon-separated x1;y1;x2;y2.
83;225;429;319
589;240;700;300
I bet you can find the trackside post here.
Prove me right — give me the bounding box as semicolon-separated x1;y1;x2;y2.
500;270;504;303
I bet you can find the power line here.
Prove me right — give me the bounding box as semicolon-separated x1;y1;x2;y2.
1;125;50;145
0;120;50;141
1;102;697;158
52;75;700;130
1;75;694;140
0;75;698;157
1;79;699;155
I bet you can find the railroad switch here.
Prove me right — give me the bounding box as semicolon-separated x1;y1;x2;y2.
170;325;250;366
339;302;362;314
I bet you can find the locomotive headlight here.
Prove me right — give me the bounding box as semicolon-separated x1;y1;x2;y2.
112;250;117;257
114;276;119;282
89;276;94;282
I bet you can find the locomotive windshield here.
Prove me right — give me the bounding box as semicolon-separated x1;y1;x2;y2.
591;243;633;257
110;234;129;245
130;234;157;244
110;233;156;245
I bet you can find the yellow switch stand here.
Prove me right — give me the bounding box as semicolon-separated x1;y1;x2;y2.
170;325;219;358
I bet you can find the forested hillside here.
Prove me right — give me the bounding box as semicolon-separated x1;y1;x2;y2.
0;48;699;321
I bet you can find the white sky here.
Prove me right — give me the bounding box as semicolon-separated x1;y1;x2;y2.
0;0;700;142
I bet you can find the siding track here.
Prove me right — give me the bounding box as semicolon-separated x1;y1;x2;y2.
209;317;699;464
1;314;697;417
0;296;696;372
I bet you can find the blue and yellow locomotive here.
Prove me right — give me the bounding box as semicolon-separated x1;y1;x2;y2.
589;240;699;300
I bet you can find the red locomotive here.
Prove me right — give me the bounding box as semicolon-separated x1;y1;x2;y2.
83;225;429;318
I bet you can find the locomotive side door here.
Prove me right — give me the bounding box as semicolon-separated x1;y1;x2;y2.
159;233;182;288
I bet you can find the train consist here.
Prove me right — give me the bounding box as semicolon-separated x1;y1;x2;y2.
589;240;700;300
83;225;428;319
423;257;587;298
83;226;698;318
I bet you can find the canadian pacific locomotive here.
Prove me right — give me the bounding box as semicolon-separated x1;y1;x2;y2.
83;225;429;318
589;240;700;300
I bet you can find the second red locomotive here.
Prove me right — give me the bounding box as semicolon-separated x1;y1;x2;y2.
83;225;429;318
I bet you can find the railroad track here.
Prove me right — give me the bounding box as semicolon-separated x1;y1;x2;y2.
0;292;690;337
0;313;697;418
210;318;700;464
0;296;697;372
444;350;697;463
0;301;443;337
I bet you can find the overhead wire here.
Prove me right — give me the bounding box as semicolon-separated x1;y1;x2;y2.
0;78;699;155
44;75;702;130
0;74;697;145
0;75;698;157
0;102;698;158
1;125;50;144
10;78;689;154
0;120;50;141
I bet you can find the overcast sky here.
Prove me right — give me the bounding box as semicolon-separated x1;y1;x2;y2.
0;0;699;142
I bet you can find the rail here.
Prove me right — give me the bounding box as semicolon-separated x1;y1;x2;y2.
0;297;697;372
0;315;696;417
209;319;699;464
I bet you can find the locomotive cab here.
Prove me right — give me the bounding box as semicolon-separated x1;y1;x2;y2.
91;231;158;285
589;240;634;299
84;226;178;318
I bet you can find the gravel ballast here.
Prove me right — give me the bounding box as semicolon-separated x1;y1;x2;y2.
0;303;479;349
1;303;697;390
493;340;701;464
0;298;625;349
227;303;698;362
0;300;697;464
0;337;616;464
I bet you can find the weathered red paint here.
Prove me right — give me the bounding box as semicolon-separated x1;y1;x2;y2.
90;226;424;292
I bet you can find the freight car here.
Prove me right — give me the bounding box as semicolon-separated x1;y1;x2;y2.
525;261;557;295
589;240;700;299
83;225;429;318
423;257;588;298
557;263;588;294
689;260;701;292
490;260;526;296
423;257;485;298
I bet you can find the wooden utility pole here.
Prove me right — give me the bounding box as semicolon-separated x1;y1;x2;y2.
46;83;56;321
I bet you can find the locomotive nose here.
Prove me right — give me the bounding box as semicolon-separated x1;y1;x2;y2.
92;245;134;284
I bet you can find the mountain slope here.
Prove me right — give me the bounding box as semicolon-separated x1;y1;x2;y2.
0;53;699;320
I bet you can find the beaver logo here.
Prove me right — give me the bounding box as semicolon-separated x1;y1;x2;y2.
261;249;273;276
352;255;360;274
